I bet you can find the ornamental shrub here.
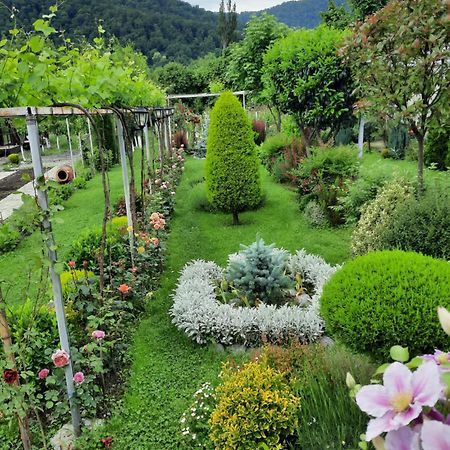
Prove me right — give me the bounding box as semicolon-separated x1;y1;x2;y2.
351;178;414;256
380;187;450;260
209;360;300;450
424;122;450;170
205;91;262;224
292;146;359;225
388;124;409;159
225;237;292;306
7;153;20;164
334;173;388;225
320;251;450;360
252;119;266;145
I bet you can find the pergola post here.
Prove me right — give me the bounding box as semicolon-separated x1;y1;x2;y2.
87;117;95;170
26;110;81;437
65;118;76;178
115;116;135;266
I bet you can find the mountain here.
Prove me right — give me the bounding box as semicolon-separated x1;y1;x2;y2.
0;0;220;64
239;0;348;29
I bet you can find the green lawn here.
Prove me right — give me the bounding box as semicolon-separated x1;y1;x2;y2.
0;165;127;306
103;157;353;449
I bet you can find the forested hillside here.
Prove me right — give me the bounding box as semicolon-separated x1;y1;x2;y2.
0;0;220;63
240;0;348;28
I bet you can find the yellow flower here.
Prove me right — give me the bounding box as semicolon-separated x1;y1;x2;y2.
127;225;133;232
137;246;145;254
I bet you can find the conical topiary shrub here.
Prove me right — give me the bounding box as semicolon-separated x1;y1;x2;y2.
205;91;262;224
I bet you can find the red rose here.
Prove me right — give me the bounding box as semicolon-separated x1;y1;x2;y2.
101;436;113;448
3;369;19;385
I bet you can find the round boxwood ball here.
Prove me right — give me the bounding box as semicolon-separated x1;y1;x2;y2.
320;250;450;360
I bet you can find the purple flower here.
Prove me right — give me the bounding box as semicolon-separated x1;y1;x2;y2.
92;330;106;340
421;420;450;450
385;427;420;450
356;361;442;441
422;350;450;371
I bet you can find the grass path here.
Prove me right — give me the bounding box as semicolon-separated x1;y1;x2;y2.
105;158;352;449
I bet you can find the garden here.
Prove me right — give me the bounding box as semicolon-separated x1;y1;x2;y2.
1;0;450;449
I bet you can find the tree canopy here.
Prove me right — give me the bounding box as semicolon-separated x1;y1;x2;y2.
341;0;450;191
262;26;353;148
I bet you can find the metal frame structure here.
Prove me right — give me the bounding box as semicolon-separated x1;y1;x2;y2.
0;104;174;436
167;90;248;109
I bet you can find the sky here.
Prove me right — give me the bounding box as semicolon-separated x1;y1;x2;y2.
184;0;287;13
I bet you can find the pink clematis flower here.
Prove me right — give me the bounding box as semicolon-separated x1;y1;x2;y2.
356;361;442;441
422;350;450;371
421;420;450;450
385;427;420;450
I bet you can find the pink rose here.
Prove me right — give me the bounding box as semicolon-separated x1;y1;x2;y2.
92;330;105;340
51;349;70;368
73;372;84;385
38;368;50;379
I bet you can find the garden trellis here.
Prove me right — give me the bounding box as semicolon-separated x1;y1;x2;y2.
0;104;174;438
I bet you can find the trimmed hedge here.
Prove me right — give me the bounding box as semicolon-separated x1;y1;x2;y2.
205;91;261;223
320;251;450;360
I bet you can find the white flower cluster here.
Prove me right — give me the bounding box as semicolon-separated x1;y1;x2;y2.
170;250;338;346
180;382;215;446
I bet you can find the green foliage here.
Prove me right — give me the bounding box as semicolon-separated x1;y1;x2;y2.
218;0;238;50
226;13;289;100
209;360;300;450
303;201;329;228
388;124;410;159
7;153;20;165
262;344;374;449
7;194;39;236
320;250;450;359
0;223;20;253
341;0;450;189
69;223;127;270
351;178;414;255
425;122;450;171
293;146;359;225
259;133;306;183
349;0;388;18
321;0;352;29
262;26;354;145
205;92;262;222
380;187;450;260
225;237;292;306
0;0;220;65
335;173;387;224
0;8;165;109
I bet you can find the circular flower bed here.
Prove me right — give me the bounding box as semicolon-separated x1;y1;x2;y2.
170;249;338;346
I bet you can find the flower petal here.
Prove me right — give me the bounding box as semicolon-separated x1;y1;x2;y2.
412;361;442;406
421;421;450;450
383;362;412;397
391;403;422;429
386;427;420;450
356;384;391;418
366;412;396;441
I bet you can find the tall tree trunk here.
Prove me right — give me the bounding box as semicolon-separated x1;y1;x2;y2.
232;211;239;225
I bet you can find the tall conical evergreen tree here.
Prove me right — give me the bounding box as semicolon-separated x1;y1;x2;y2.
206;91;262;224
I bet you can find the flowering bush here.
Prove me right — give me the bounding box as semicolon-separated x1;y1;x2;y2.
170;247;337;346
179;382;216;449
349;307;450;449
